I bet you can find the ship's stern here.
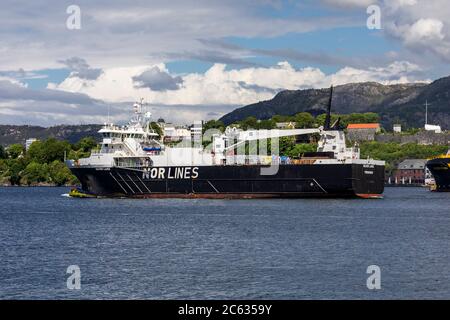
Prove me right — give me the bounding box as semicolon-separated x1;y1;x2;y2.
66;160;122;196
351;161;385;198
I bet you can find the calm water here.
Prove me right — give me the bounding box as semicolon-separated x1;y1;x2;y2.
0;187;449;299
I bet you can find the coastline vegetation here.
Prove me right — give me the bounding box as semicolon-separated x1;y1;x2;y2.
0;110;448;186
0;137;97;186
359;141;448;176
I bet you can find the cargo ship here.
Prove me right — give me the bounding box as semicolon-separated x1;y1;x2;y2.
66;88;385;198
426;151;450;191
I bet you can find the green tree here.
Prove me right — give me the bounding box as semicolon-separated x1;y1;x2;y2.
279;136;296;155
5;158;26;185
315;113;340;127
27;138;71;163
7;144;24;159
341;112;380;127
48;160;77;186
286;143;317;157
315;112;380;128
149;122;163;138
203;120;225;134
68;150;83;161
294;112;315;128
0;163;8;185
271;115;292;123
359;141;448;169
256;119;276;130
0;159;8;177
21;162;49;185
0;145;6;159
239;117;258;130
73;137;97;152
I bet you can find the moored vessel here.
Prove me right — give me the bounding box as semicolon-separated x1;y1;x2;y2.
66;88;385;199
426;151;450;192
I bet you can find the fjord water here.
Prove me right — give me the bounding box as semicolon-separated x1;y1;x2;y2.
0;187;449;299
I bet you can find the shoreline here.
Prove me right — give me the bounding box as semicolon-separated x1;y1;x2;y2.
0;184;76;188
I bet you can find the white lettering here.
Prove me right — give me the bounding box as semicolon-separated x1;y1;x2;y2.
184;167;191;179
158;167;165;179
168;168;174;179
175;167;183;179
178;304;212;317
192;167;199;179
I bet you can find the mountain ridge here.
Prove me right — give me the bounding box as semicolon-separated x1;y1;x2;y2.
0;124;102;146
219;77;450;129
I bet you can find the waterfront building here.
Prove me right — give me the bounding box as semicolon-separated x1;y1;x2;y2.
393;159;427;185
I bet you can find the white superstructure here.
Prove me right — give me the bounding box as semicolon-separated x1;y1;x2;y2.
71;100;383;169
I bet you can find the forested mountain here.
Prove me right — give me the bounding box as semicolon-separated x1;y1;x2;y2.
220;76;450;129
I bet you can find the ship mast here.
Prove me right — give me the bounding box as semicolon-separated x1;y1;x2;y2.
324;85;333;130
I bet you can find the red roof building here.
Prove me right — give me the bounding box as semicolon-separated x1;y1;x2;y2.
346;123;381;141
347;123;381;130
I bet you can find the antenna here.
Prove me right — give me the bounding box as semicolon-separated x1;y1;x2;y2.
324;85;333;130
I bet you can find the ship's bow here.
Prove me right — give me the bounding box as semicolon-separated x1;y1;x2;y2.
426;158;450;191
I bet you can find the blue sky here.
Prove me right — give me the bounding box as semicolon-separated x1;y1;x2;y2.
24;27;399;89
1;0;449;125
163;26;394;77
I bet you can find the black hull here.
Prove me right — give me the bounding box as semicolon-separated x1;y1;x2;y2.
70;164;384;199
426;158;450;192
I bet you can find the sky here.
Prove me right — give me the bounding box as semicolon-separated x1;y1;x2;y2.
1;0;450;126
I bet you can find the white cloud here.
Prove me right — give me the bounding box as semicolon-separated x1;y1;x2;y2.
383;1;450;62
58;57;103;80
0;0;356;70
404;18;445;44
330;61;425;84
133;67;183;91
0;76;27;88
385;0;417;11
322;0;376;8
0;59;430;126
53;60;426;106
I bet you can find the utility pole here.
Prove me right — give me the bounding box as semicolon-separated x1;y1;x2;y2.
424;100;432;126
